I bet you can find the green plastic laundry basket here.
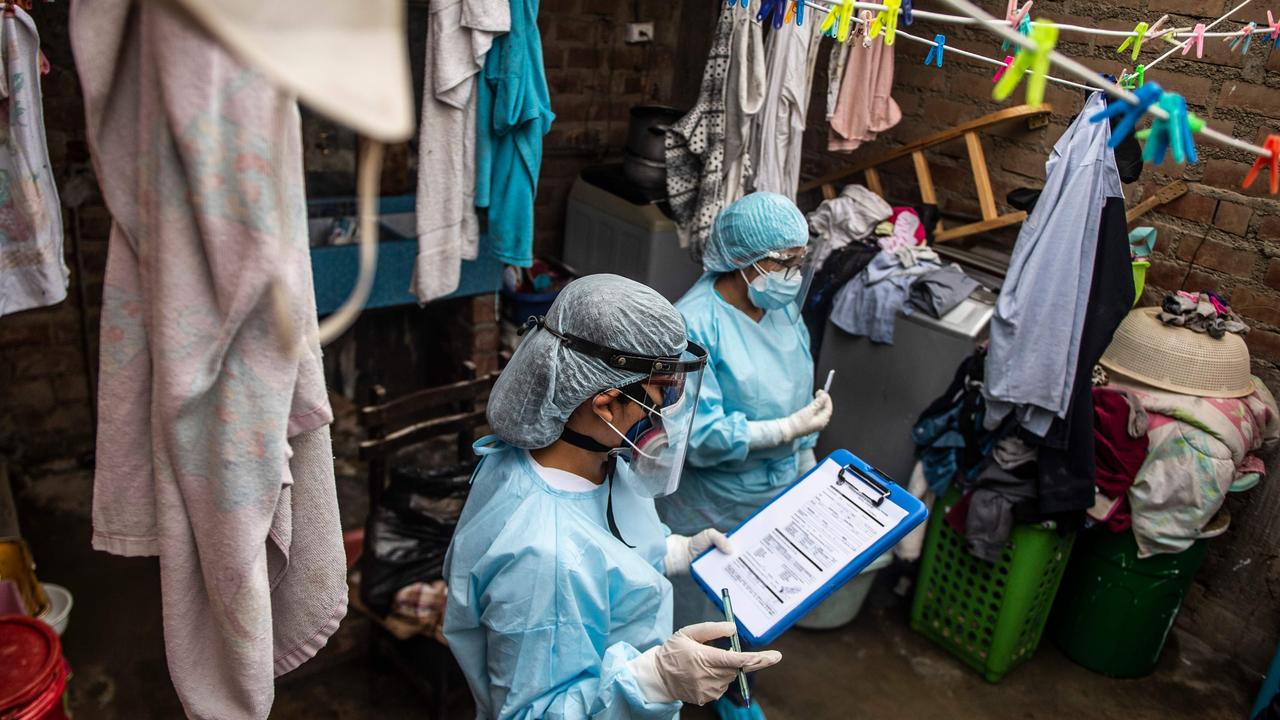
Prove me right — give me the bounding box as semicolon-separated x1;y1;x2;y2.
910;489;1075;682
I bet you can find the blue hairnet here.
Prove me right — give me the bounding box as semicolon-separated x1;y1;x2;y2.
702;192;809;272
488;274;688;449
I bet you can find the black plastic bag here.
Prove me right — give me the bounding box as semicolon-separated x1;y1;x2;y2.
360;462;474;616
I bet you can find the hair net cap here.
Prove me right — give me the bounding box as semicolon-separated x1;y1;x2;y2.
488;274;688;449
703;192;810;273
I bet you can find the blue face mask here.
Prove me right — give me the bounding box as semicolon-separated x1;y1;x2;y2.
744;268;803;310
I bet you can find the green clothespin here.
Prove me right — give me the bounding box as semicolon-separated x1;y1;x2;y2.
1117;21;1149;61
1135;111;1204;141
1119;64;1145;90
993;21;1058;105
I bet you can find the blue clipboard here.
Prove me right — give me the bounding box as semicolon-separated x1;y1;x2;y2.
690;449;928;646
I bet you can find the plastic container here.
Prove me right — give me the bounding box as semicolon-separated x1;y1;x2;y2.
0;615;70;720
795;551;893;630
910;489;1075;682
38;585;72;637
1049;528;1209;678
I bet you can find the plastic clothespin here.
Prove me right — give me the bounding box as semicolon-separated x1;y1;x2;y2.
1146;15;1170;39
758;0;786;29
1089;81;1163;149
902;0;913;26
1117;22;1149;61
870;0;900;45
1243;135;1280;195
993;21;1057;106
1005;0;1033;28
1181;23;1206;58
992;55;1015;83
859;10;874;47
1136;111;1204;139
1003;13;1032;52
1143;93;1198;165
1119;64;1146;90
924;34;946;67
1225;22;1257;54
1268;11;1280;48
820;0;844;39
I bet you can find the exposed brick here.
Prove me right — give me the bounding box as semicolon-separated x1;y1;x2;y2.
1218;81;1280;120
1214;200;1253;236
1232;287;1280;328
1246;328;1280;364
566;47;601;69
1161;192;1216;223
553;18;595;43
1147;257;1189;292
1266;259;1280;290
1176;236;1257;276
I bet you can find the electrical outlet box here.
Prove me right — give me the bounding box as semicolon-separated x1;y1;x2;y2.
625;22;654;44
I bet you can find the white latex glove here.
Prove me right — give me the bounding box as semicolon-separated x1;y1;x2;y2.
629;622;782;705
663;529;735;576
747;390;834;450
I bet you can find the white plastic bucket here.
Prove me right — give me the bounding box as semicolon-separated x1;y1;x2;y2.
794;552;893;630
38;583;73;636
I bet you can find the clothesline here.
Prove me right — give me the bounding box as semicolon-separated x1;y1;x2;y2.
751;0;1272;160
835;0;1275;39
938;0;1274;159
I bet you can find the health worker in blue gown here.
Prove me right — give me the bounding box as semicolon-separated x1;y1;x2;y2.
443;274;783;720
658;193;833;720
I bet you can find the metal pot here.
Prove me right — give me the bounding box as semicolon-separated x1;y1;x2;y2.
626;105;683;163
623;150;667;192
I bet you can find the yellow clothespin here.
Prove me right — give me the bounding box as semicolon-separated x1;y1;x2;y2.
869;0;901;45
993;20;1058;106
1117;21;1149;61
821;0;855;42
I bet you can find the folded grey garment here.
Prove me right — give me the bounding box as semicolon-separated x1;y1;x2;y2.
807;183;893;243
908;264;980;318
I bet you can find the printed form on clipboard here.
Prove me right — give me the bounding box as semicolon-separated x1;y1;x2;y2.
691;450;927;645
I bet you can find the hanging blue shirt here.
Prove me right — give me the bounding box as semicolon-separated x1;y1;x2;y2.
475;0;554;268
443;444;679;719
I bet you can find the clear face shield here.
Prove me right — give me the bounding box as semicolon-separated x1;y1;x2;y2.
613;350;706;498
520;316;708;498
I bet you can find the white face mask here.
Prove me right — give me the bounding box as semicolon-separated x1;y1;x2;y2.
742;266;803;310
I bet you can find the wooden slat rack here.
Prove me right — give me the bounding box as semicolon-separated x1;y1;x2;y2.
799;104;1053;243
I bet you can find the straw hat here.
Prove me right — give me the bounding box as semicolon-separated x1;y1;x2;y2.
1099;307;1253;398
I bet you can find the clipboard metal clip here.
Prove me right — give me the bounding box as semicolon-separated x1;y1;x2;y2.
837;463;891;507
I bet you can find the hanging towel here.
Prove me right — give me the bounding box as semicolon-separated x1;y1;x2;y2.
752;15;823;200
721;7;765;203
984;93;1122;438
72;3;345;717
412;0;510;303
474;0;552;268
0;7;65;318
828;38;901;152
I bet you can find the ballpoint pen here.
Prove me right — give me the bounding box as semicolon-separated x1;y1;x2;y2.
721;588;751;707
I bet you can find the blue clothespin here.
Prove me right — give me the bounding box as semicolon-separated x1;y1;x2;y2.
758;0;786;28
924;35;945;67
1143;93;1198;165
1225;22;1257;54
1090;81;1163;149
1003;14;1032;52
902;0;913;25
795;0;804;27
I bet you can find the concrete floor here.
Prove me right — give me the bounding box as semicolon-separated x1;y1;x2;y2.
13;464;1256;719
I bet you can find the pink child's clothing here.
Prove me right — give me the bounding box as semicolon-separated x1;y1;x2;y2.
828;38;901;152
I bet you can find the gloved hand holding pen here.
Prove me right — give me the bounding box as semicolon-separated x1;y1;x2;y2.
746;389;834;450
629;622;782;705
663;528;735;576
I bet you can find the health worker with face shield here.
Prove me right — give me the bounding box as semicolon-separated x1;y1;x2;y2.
657;193;832;720
443;274;783;720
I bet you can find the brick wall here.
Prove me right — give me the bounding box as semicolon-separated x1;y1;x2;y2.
798;0;1280;673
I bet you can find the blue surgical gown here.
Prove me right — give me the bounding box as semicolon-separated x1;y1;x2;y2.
443;444;681;720
656;273;816;626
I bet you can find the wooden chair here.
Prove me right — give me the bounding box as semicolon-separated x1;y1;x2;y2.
354;367;498;718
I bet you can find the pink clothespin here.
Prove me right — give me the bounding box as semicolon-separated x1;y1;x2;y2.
1145;15;1170;39
1181;23;1206;58
992;55;1015;83
1004;0;1032;28
1225;22;1257;54
1268;11;1280;47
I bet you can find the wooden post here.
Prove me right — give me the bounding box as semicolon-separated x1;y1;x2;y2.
964;131;998;221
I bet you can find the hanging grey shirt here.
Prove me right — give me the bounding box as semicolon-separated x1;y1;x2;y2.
984;93;1123;436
